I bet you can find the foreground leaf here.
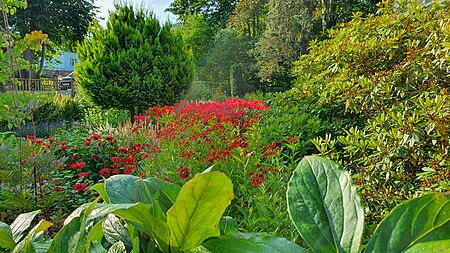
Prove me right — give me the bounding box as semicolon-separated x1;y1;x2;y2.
0;222;16;250
12;219;53;253
193;233;307;253
104;175;181;212
103;214;133;251
113;203;170;252
10;210;40;243
167;171;234;251
365;193;450;252
287;156;364;253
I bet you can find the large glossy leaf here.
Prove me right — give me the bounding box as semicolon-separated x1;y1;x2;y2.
167;171;234;251
193;233;307;253
91;183;110;203
287;156;364;253
104;175;181;212
103;214;133;251
10;210;40;243
112;202;170;252
365;193;450;252
0;222;16;250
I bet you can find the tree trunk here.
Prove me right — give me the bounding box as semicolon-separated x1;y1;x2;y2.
36;42;46;78
23;48;35;79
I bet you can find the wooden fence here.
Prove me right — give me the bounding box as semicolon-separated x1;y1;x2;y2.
1;78;76;95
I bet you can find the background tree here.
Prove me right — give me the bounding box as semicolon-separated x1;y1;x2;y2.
76;4;194;119
255;0;320;90
167;0;238;30
178;13;214;65
3;0;98;78
227;0;268;38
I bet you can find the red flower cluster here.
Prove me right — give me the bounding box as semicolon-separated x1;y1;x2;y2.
71;161;86;170
177;165;190;179
73;183;88;192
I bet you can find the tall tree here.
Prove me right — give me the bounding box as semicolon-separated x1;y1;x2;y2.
76;4;194;119
178;13;214;64
5;0;97;78
11;0;97;47
255;0;319;89
167;0;238;30
227;0;268;38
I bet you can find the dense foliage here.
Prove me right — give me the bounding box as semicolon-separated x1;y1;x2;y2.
77;4;194;118
292;0;450;230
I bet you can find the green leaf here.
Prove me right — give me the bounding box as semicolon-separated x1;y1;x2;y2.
0;222;16;250
193;233;307;253
104;175;181;212
219;217;239;235
287;156;364;253
91;183;110;203
89;241;108;253
12;220;53;253
365;193;450;252
167;171;234;251
108;241;126;253
113;203;169;252
10;210;40;243
102;214;133;251
87;218;106;243
47;216;87;253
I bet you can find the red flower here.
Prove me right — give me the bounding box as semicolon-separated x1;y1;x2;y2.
54;187;61;191
110;156;120;163
112;169;120;175
60;141;67;145
73;183;88;192
250;173;265;187
99;168;110;176
84;141;91;146
177;166;190;179
72;155;79;159
26;135;36;139
48;137;55;143
71;161;86;170
78;172;89;178
91;134;101;140
60;145;68;150
97;141;103;146
118;147;128;153
92;155;99;160
52;180;61;185
105;135;114;141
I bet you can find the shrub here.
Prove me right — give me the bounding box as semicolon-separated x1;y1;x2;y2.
76;4;194;119
292;0;450;230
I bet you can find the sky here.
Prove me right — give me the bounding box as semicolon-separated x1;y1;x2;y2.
94;0;176;26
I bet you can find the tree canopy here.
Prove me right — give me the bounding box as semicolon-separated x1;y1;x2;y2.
76;4;194;118
11;0;98;48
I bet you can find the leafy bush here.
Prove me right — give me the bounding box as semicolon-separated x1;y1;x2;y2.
291;0;450;229
76;4;194;119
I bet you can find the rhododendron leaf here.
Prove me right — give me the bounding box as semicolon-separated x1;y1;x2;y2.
287;156;364;253
191;233;307;253
113;203;170;253
167;171;234;251
365;193;450;253
10;210;40;243
104;175;180;212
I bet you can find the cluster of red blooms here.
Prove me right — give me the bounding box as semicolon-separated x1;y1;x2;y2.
177;165;190;179
248;168;280;187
